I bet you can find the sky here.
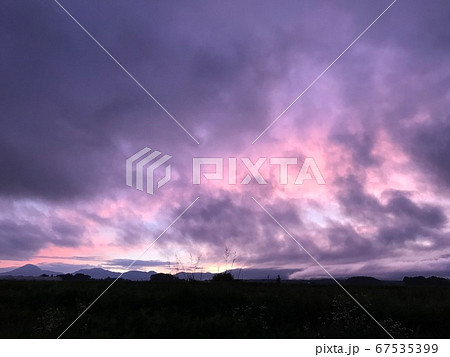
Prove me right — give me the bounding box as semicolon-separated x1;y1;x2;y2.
1;0;449;279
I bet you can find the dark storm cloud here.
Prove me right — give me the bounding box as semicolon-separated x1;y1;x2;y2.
318;222;375;263
111;183;447;268
323;1;450;179
1;0;449;202
162;195;270;247
337;176;446;225
0;1;131;200
50;219;85;247
336;175;383;221
138;192;309;268
336;175;447;247
402;117;450;189
114;220;153;246
0;0;407;201
330;131;380;168
0;220;47;260
1;0;450;276
385;191;446;228
0;218;85;260
171;194;302;246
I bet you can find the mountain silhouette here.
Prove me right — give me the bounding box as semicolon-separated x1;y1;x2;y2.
4;264;447;284
122;270;157;281
345;276;382;286
73;268;120;279
0;265;156;281
403;276;450;286
73;268;156;280
0;264;61;277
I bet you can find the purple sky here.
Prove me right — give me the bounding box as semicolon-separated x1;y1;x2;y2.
1;0;450;279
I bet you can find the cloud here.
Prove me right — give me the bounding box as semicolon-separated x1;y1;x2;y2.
0;220;48;260
104;259;169;269
403;117;450;189
1;0;450;278
0;218;86;260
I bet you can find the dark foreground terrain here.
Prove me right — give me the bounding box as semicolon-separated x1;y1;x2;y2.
0;280;449;338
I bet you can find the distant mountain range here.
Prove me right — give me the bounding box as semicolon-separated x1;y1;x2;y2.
0;264;300;281
0;264;62;277
0;264;156;281
1;264;448;285
74;268;157;281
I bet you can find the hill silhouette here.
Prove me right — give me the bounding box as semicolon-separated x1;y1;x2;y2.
1;264;449;285
0;264;61;277
345;276;382;286
403;276;449;286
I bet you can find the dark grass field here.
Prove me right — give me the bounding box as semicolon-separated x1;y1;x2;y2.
0;280;449;338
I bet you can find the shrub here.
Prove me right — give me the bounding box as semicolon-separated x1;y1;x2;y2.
212;272;234;282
